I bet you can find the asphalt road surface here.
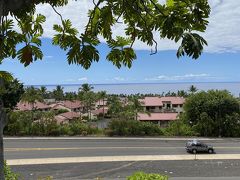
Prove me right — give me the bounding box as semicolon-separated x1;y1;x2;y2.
4;137;240;180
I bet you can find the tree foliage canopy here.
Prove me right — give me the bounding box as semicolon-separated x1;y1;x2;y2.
21;86;43;107
0;0;210;69
183;90;240;137
0;79;24;110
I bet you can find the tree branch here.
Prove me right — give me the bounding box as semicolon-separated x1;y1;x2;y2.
51;5;64;23
149;0;167;17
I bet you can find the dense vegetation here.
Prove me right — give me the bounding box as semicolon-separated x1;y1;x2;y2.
4;111;101;136
165;90;240;137
106;120;163;136
2;84;240;138
183;90;240;137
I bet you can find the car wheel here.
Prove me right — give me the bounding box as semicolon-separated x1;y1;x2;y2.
208;149;213;154
192;149;197;154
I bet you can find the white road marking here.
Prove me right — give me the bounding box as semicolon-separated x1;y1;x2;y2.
3;137;223;141
7;154;240;165
4;146;240;152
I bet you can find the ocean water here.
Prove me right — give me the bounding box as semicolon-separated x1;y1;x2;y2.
34;82;240;97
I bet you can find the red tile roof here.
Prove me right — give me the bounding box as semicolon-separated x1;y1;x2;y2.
160;97;185;104
139;96;185;106
58;111;80;120
54;116;69;124
63;100;82;109
16;101;50;111
138;113;178;121
139;97;163;106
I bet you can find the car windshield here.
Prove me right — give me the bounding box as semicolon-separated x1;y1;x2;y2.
187;140;201;145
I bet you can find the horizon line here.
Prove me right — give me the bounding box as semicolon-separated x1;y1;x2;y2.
25;81;240;87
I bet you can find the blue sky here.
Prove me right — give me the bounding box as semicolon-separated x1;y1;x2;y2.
1;0;240;85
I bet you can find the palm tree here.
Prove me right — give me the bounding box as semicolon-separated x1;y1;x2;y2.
82;91;97;120
79;83;93;93
107;96;123;119
97;91;107;118
177;90;188;97
65;92;77;101
39;86;47;99
53;85;64;101
127;96;146;120
189;85;198;94
21;86;43;122
78;84;95;120
21;86;43;110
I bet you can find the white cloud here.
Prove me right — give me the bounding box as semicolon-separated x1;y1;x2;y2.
114;77;125;81
145;74;213;81
78;77;88;81
65;77;88;82
35;0;240;53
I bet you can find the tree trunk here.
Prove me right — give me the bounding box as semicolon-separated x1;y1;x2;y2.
0;121;4;180
89;107;92;121
102;98;105;118
0;77;6;179
0;105;7;180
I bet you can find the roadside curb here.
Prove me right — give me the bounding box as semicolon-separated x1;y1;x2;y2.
7;154;240;165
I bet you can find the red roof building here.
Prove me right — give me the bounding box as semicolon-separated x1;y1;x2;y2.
16;101;51;111
55;111;81;124
138;113;178;121
139;96;185;114
51;100;83;112
137;113;179;127
138;96;185;127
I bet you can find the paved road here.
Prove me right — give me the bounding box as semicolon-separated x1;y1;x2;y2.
4;137;240;159
3;137;240;179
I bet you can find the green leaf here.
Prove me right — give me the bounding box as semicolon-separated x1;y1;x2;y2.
166;0;175;7
17;45;33;66
53;24;64;33
31;36;41;46
177;32;207;59
0;71;13;82
31;45;43;60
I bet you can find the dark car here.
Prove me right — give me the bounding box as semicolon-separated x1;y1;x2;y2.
186;140;214;154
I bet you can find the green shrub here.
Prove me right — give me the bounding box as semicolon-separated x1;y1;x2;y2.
106;120;163;136
4;161;19;180
4;111;33;136
68;121;101;136
59;124;72;135
127;172;168;180
105;129;114;136
69;121;89;135
87;125;103;135
141;122;163;136
164;120;195;136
